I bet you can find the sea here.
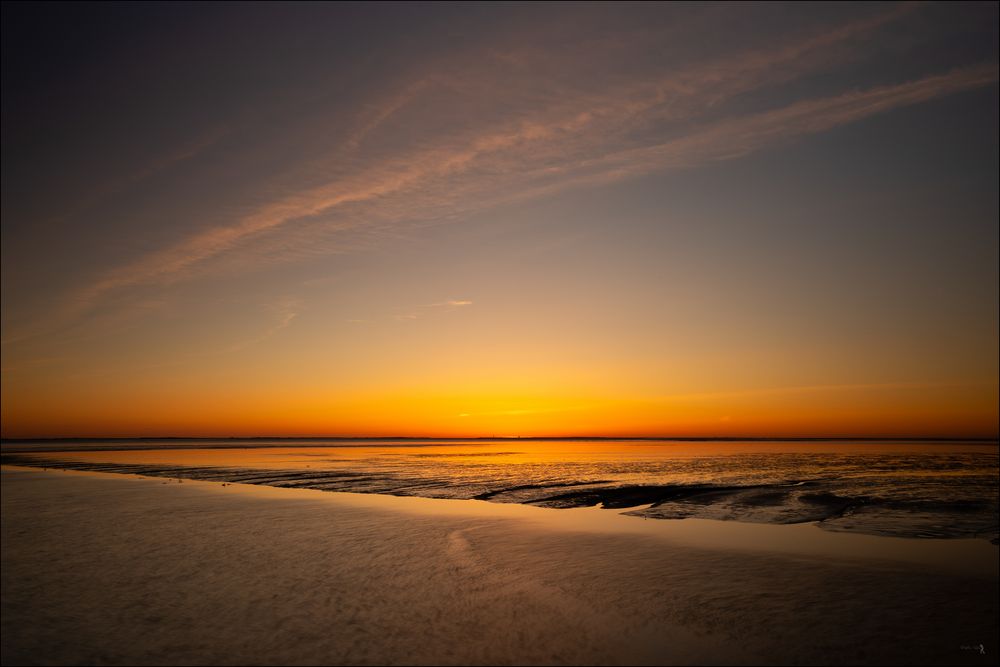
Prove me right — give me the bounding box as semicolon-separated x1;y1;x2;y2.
2;438;997;542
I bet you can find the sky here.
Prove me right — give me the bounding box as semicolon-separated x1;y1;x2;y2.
1;1;997;438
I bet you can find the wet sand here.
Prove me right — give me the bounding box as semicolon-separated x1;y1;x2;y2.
5;439;996;543
2;467;997;665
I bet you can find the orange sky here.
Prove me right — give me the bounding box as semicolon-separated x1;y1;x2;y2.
2;3;998;438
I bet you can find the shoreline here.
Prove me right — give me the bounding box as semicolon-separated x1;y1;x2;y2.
3;466;997;665
4;446;997;545
3;464;997;578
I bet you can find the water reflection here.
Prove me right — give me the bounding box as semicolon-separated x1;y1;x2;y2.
3;439;996;542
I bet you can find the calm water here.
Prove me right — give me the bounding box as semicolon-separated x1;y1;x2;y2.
3;439;997;541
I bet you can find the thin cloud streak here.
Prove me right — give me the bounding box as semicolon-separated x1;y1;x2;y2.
389;298;474;321
426;300;473;308
45;63;999;336
40;125;232;229
42;7;993;337
227;298;301;352
521;63;1000;193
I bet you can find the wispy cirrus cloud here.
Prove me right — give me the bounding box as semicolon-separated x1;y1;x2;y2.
227;297;301;352
41;124;233;229
390;298;473;322
18;3;995;340
426;300;473;308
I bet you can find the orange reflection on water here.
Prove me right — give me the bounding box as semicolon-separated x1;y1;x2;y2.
35;439;999;470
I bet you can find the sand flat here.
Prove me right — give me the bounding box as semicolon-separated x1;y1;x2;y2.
5;439;996;544
2;467;997;665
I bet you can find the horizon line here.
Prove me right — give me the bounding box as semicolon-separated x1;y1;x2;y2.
2;435;997;443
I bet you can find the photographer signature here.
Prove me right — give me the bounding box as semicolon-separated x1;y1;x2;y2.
959;643;986;655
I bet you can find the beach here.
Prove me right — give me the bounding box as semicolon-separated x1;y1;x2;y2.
4;3;998;666
4;439;996;543
2;467;996;666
